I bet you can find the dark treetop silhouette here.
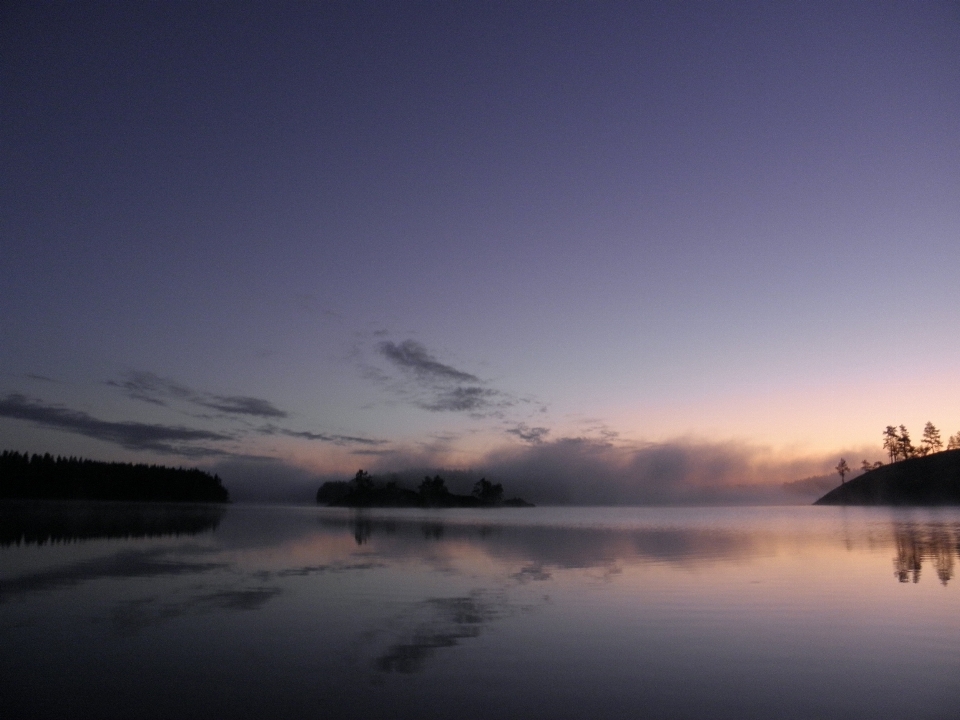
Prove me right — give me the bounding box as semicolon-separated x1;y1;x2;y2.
816;450;960;506
317;470;532;508
0;451;229;503
819;422;960;505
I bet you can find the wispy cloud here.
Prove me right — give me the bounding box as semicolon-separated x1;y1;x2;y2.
200;396;286;417
0;393;231;456
109;372;287;418
369;339;530;417
24;373;59;383
506;423;550;444
418;386;500;412
378;340;480;383
258;424;387;447
110;371;383;448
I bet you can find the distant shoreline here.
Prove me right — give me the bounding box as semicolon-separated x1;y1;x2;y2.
329;495;535;509
318;472;533;508
0;451;229;503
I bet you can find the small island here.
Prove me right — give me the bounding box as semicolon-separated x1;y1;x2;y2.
317;470;533;508
0;450;229;503
816;423;960;506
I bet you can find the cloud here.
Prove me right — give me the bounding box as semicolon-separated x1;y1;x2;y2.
506;423;550;444
24;373;59;383
199;396;286;417
378;340;480;383
10;373;382;460
111;372;383;447
418;386;500;412
107;372;190;406
0;393;231;456
278;429;384;445
109;371;287;418
369;338;528;416
256;424;387;447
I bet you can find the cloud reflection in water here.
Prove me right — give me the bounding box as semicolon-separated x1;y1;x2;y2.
4;505;960;719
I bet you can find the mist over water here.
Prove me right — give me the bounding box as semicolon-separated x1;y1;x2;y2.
3;504;959;719
208;436;852;505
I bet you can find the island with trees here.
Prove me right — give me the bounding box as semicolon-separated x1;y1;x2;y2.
316;470;533;508
0;451;229;503
816;423;960;505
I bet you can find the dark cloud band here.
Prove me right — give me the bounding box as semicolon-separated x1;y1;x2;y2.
372;338;526;416
417;386;499;412
506;424;550;444
378;340;480;383
0;393;231;456
109;372;287;418
275;427;387;446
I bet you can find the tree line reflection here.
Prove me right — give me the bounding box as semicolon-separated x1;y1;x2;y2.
891;522;959;585
326;511;762;571
349;515;452;545
334;511;960;586
0;500;225;546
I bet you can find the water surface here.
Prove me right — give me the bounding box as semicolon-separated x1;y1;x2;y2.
2;503;958;719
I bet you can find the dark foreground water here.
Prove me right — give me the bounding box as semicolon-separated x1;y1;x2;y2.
2;503;959;719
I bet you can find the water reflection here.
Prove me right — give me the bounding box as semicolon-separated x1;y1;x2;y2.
4;505;960;719
891;522;960;585
329;510;960;589
375;593;503;674
325;511;763;569
0;546;226;600
111;586;283;635
0;500;225;546
352;514;372;545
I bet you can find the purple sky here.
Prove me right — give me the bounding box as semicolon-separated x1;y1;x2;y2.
3;2;959;502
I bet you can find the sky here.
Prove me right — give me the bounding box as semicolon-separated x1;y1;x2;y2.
3;1;959;502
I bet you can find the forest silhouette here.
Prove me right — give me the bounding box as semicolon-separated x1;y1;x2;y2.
0;451;229;503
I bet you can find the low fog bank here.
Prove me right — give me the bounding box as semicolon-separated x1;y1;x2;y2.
367;437;863;506
469;439;839;505
213;437;865;505
210;457;322;503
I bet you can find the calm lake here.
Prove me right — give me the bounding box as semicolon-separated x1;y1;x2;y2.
2;503;959;719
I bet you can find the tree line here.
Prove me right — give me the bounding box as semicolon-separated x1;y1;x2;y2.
835;423;960;484
0;450;229;503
